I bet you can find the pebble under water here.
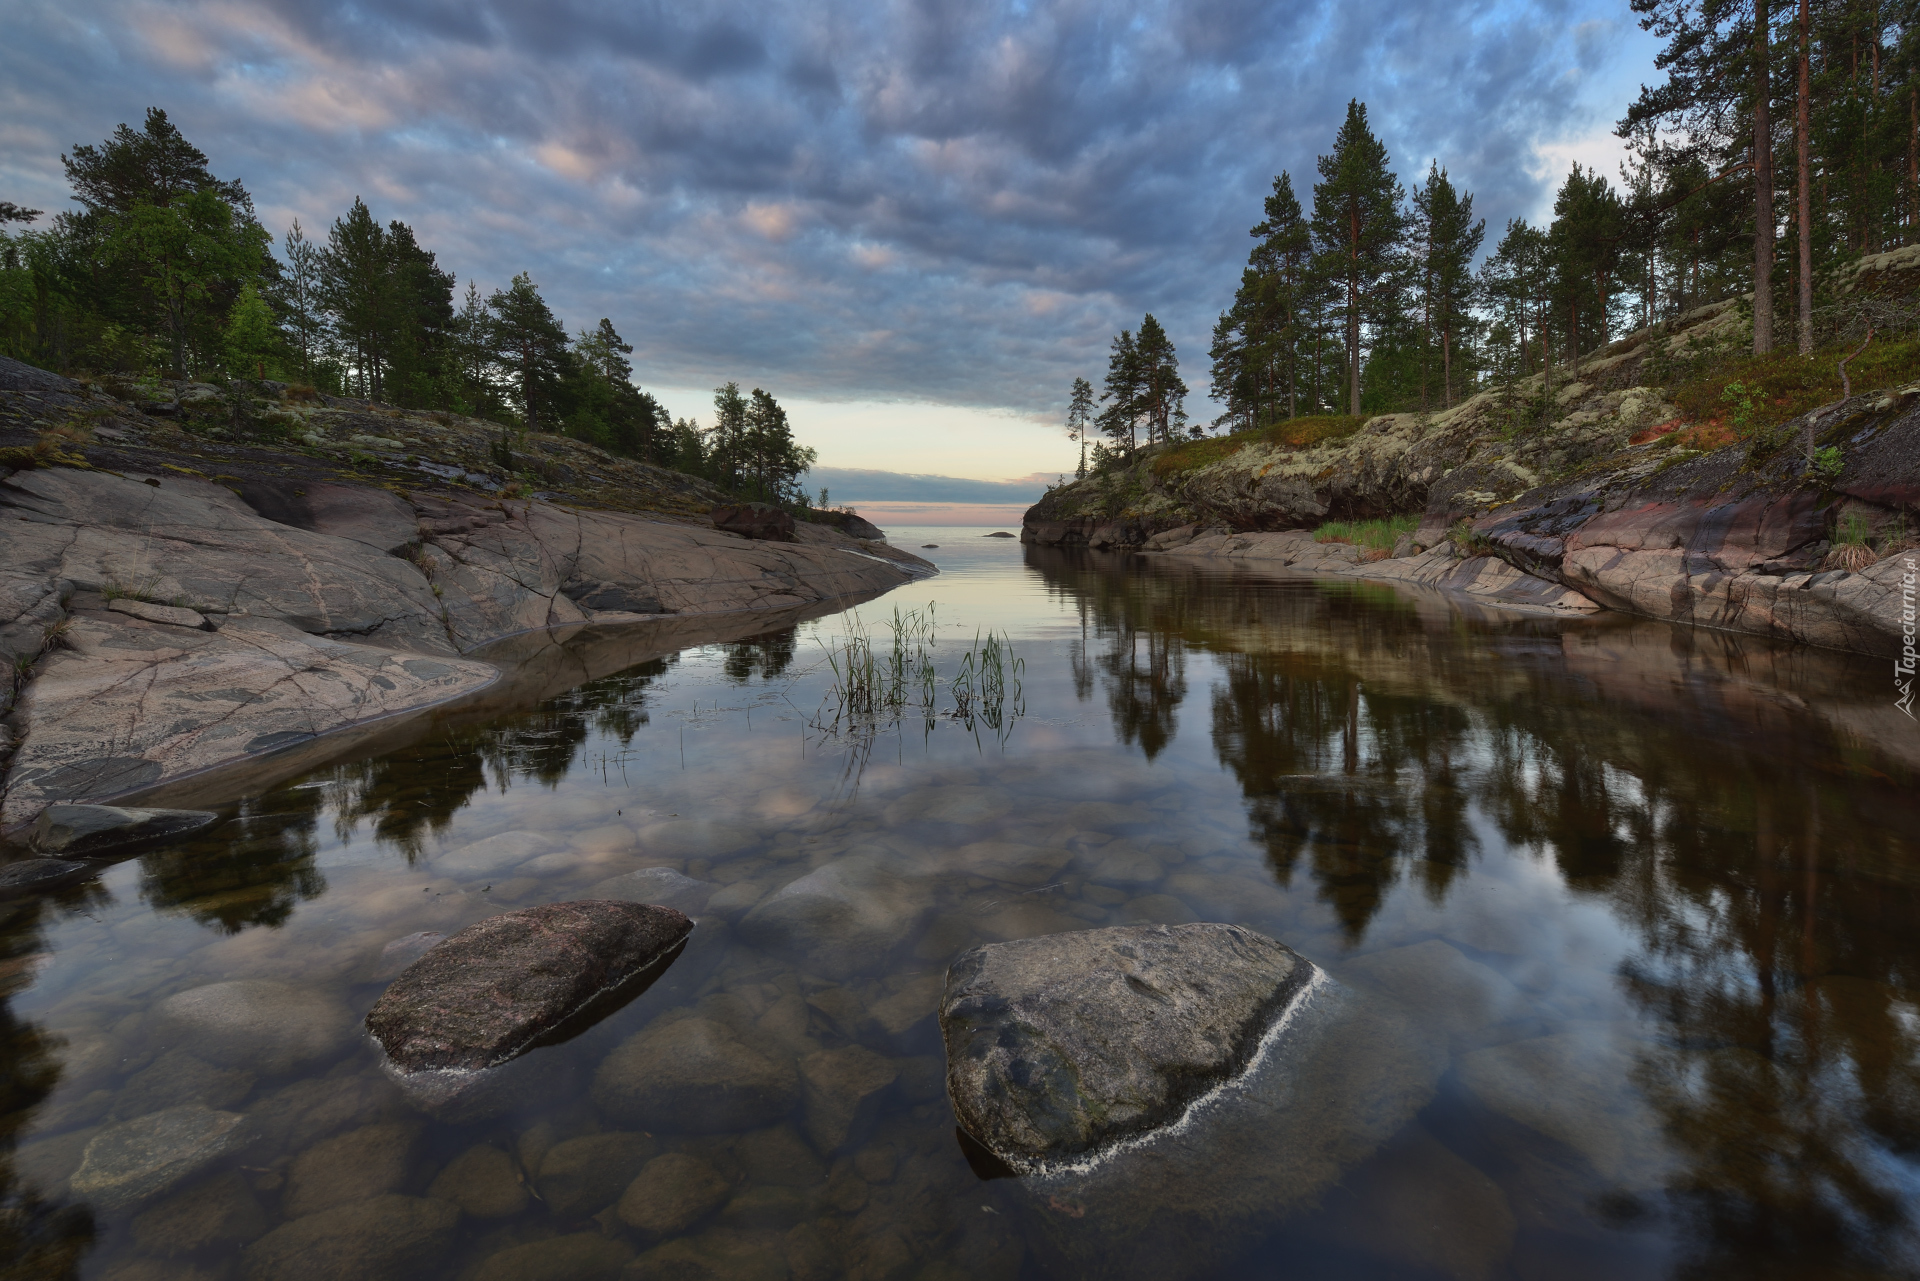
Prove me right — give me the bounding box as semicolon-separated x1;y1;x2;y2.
4;527;1920;1281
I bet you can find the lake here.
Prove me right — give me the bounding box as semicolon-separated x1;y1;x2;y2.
5;525;1918;1280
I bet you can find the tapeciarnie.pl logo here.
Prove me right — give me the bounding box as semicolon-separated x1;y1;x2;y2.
1900;555;1917;718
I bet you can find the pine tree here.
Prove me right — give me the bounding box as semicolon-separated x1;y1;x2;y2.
1549;165;1626;361
1214;171;1319;429
1134;315;1189;444
1096;329;1142;452
486;272;570;433
1622;0;1780;353
707;382;751;489
1412;163;1486;408
1065;376;1095;475
319;199;388;397
279;221;325;384
1311;101;1406;415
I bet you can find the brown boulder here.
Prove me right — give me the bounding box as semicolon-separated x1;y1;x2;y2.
711;502;796;542
366;900;692;1072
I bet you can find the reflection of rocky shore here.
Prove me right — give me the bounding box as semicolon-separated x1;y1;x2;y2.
1029;544;1920;1273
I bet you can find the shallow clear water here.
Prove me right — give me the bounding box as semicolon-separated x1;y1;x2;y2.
5;526;1920;1280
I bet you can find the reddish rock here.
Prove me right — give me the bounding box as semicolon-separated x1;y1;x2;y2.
366;901;692;1072
711;502;796;542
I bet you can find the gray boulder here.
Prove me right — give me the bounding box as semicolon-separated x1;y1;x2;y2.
69;1106;252;1211
940;923;1451;1280
367;900;690;1071
737;856;929;979
365;900;692;1120
29;803;219;857
941;923;1312;1166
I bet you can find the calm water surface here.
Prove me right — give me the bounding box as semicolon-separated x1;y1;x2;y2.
5;526;1920;1280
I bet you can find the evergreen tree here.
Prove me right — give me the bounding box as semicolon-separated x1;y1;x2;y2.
1214;171;1319;429
278;221;326;384
1549;165;1626;361
707;382;751;488
1065;376;1095;475
742;387;816;502
1134;315;1189;443
1479;219;1554;391
0;204;41;225
1311;101;1406;415
486;272;570;432
1096;329;1142;452
1622;0;1780;353
1411;163;1485;409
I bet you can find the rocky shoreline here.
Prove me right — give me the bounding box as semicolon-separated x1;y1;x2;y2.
1023;294;1919;659
0;356;932;833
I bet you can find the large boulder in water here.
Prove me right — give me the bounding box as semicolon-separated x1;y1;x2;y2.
940;923;1446;1280
365;900;691;1119
941;923;1312;1166
30;803;218;857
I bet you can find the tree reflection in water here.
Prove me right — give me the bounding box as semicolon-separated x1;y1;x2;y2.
1029;546;1920;1272
0;897;96;1280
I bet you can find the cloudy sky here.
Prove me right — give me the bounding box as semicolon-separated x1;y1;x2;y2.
2;0;1658;513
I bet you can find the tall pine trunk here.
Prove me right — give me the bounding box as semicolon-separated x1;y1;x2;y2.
1348;209;1362;416
1753;0;1776;355
1797;0;1814;353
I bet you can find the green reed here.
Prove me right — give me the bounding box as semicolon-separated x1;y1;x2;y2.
814;604;1023;740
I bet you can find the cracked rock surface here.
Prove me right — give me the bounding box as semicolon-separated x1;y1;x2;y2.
939;923;1315;1167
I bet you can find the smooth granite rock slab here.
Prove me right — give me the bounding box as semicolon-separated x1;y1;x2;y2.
29;803;218;857
367;900;693;1074
940;923;1312;1167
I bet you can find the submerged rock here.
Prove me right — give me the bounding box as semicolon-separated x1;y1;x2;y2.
472;1232;633;1281
940;923;1312;1166
29;803;218;857
592;1016;799;1132
132;1170;269;1256
425;1143;527;1219
588;867;719;916
617;1152;733;1239
241;1193;459;1281
0;857;94;897
367;900;690;1071
155;981;354;1076
534;1131;655;1219
69;1106;251;1211
737;855;930;979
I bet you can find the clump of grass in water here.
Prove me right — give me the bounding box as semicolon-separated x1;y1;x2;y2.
814;603;1023;741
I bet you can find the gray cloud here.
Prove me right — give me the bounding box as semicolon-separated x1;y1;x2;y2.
1;0;1650;423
